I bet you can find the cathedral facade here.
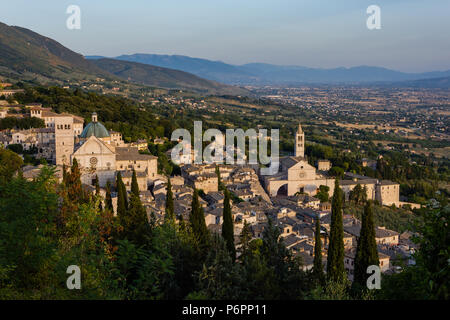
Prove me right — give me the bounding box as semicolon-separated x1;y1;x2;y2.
262;124;402;208
71;113;158;190
263;124;336;197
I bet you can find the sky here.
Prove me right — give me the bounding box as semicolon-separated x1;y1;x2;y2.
1;0;449;73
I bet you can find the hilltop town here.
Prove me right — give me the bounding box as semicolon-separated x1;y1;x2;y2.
0;95;422;282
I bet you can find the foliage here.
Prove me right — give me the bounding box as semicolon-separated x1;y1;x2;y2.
164;178;175;223
313;218;325;286
316;185;330;203
189;189;210;250
0;147;23;185
327;179;345;282
353;202;379;290
221;190;235;262
379;206;449;300
0;116;45;130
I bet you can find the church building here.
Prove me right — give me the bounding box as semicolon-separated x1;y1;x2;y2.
263;124;336;197
71;113;158;190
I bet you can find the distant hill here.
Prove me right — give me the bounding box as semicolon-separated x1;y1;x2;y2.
0;22;109;82
100;53;450;86
389;76;450;89
0;22;248;95
90;58;249;95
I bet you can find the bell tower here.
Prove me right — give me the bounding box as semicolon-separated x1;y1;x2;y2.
295;124;304;158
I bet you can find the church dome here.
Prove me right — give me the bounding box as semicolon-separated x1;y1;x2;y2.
80;112;110;139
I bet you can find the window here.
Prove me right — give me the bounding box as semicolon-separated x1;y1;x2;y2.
90;157;98;168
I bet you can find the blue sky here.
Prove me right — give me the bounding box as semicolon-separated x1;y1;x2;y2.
1;0;449;72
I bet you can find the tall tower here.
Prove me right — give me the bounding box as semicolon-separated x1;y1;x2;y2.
55;116;74;166
295;123;304;158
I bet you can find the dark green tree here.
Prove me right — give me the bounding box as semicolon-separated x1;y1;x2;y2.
66;158;84;203
165;178;175;223
216;165;225;191
353;201;379;289
238;220;252;259
222;190;235;262
349;184;363;204
327;179;345;282
131;169;140;198
189;189;209;248
119;170;150;245
193;235;243;299
105;180;113;212
261;218;308;299
316;185;330;203
0;147;23;186
379;206;449;300
313;217;325;285
95;176;103;211
62;163;68;186
116;172;128;222
126;191;151;246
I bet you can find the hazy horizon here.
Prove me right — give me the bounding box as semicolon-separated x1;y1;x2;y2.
86;53;450;74
1;0;449;73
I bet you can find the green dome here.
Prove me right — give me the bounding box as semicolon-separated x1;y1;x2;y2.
80;121;110;139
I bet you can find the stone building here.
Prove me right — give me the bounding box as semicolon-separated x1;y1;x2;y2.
317;159;331;171
262;124;402;207
376;180;400;206
54;116;74;165
263;124;335;197
71;113;157;189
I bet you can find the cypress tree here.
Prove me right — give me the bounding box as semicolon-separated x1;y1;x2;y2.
62;163;68;186
127;181;150;246
239;220;252;258
189;189;209;247
327;178;345;282
95;176;102;211
66;158;84;203
216;165;225;191
105;180;113;212
120;173;128;209
313;217;325;285
353;201;379;288
361;185;368;204
222;189;235;262
116;172;128;221
131;169;140;198
165;178;175;222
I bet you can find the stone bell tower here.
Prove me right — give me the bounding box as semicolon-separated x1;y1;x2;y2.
295;123;304;158
55;116;74;166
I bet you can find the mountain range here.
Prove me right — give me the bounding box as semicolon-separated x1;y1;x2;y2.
87;53;450;86
0;21;448;92
0;22;247;95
